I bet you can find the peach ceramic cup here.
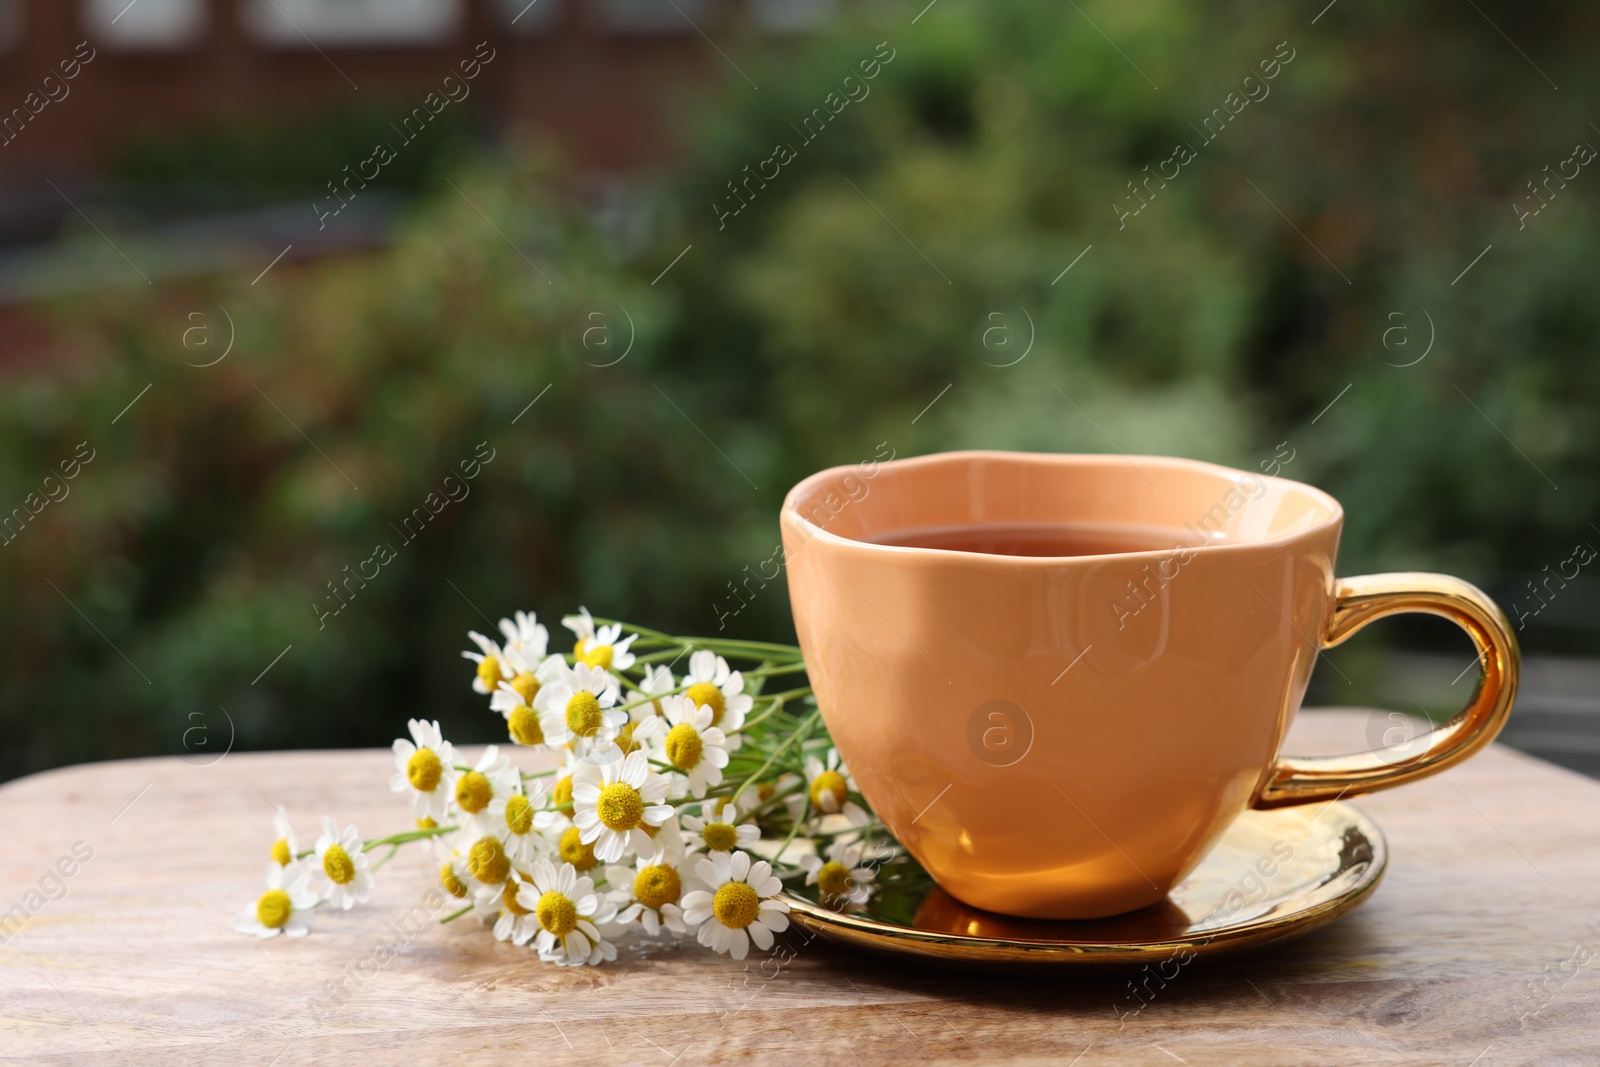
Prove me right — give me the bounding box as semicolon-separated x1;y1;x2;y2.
781;451;1517;920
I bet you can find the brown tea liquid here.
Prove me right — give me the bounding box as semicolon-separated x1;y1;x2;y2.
865;521;1204;557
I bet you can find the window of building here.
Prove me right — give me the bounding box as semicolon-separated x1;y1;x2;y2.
494;0;563;36
0;0;21;53
747;0;835;33
243;0;462;48
593;0;712;36
84;0;207;50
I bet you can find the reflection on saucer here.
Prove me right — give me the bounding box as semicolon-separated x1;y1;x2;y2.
912;886;1195;943
782;802;1386;968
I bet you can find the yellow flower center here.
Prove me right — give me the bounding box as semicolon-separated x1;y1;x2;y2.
597;783;644;831
257;888;293;928
440;863;468;898
502;880;532;916
468;836;510;884
553;775;574;812
407;748;443;792
684;682;726;725
504;794;534;835
665;723;704;770
536;890;577;936
810;770;848;812
565;692;604;737
559;826;598;871
817;861;854;898
702;821;739;853
633;864;682;910
510;671;541;704
576;641;613;670
456;770;492;813
416;817;437;831
270;838;291;865
712;881;760;929
322;844;356;885
508;707;544;747
476;654;502;690
616;720;641;755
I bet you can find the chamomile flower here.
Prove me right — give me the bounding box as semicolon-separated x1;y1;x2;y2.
541;811;603;875
490;654;567;747
609;853;694;937
498;610;550;666
231;862;319;939
757;772;802;817
680;650;753;746
311;818;373;910
803;750;870;827
433;837;472;901
390;719;456;821
634;663;676;717
562;607;638;672
657;693;730;799
681;850;790;961
270;805;302;867
614;709;666;760
462;832;515;888
475;869;540;945
799;839;877;905
517;859;618;966
638;806;688;864
533;663;626;754
682;799;761;856
453;745;520;828
488;779;548;864
462;630;511;695
571;751;674;863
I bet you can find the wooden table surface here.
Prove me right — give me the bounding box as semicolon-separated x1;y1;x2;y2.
2;709;1596;1066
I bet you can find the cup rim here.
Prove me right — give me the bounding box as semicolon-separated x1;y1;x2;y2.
780;449;1345;563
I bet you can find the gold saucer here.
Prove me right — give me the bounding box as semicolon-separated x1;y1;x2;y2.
782;802;1385;969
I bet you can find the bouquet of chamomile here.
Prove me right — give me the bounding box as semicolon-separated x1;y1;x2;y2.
232;609;892;966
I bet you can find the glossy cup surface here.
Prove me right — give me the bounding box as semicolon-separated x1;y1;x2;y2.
781;451;1343;920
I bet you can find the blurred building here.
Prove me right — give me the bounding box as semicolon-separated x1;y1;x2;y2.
0;0;833;242
0;0;831;322
0;0;832;175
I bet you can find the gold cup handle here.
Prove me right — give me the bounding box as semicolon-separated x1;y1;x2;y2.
1255;572;1520;808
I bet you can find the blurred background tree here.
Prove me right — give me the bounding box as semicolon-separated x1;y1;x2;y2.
0;0;1595;779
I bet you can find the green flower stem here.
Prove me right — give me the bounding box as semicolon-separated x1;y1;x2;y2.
595;619;676;644
770;795;811;867
368;843;402;873
599;620;804;662
684;637;803;658
754;685;813;704
744;783;805;822
439;903;474;924
613;681;692;715
361;825;457;852
728;709;821;807
738;692;806;734
631;647;692;666
742;663;809;679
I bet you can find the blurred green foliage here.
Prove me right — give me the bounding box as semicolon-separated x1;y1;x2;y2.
107;104;483;211
1;0;1596;778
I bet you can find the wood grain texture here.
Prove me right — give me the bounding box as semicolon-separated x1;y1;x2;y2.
1;710;1595;1066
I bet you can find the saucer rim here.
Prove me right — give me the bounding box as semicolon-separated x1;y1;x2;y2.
779;800;1388;969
